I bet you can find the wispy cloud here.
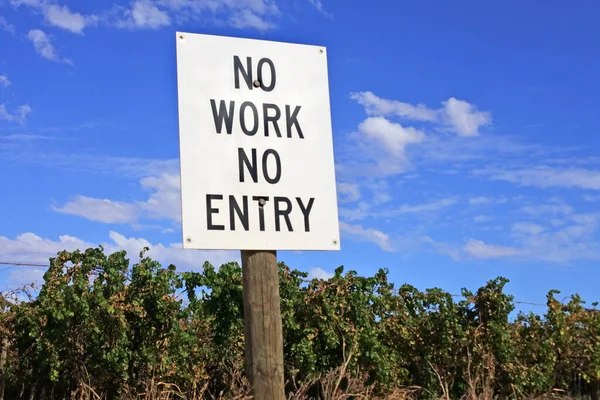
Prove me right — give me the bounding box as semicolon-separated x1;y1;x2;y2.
0;104;32;125
110;0;280;31
340;221;394;251
340;197;456;221
228;9;276;31
388;198;456;215
519;202;573;217
8;268;46;287
52;196;141;224
0;75;11;88
512;213;600;263
0;134;55;141
469;196;494;205
428;200;600;263
11;0;285;34
463;239;527;259
0;16;16;33
474;215;494;223
27;29;72;64
474;166;600;190
337;182;361;203
512;222;544;236
306;0;332;18
115;0;171;30
0;146;178;178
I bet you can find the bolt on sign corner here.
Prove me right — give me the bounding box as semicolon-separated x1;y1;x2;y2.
175;32;340;251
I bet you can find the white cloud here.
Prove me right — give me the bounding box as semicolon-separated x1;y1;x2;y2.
44;4;96;34
51;173;181;226
422;236;462;260
105;231;238;270
390;198;456;215
339;197;455;221
9;0;44;7
338;201;371;221
11;0;97;34
306;0;332;18
339;221;394;251
8;268;46;287
0;16;16;33
373;191;392;204
116;0;171;29
0;134;54;141
440;97;491;137
157;0;279;15
0;232;95;264
113;0;280;31
52;196;141;224
229;9;275;30
308;267;333;280
0;231;240;284
469;196;493;205
0;104;31;125
476;166;600;190
350;91;438;122
0;150;178;179
335;115;426;178
514;213;600;263
337;182;360;203
27;29;72;64
9;0;284;33
430;205;600;263
138;173;181;221
463;239;526;259
520;203;573;216
512;222;544;236
350;92;491;136
358;116;425;156
474;215;493;223
0;75;11;88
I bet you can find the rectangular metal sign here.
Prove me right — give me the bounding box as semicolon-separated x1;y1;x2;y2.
175;32;340;250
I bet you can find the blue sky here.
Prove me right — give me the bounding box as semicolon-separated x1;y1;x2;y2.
2;0;600;313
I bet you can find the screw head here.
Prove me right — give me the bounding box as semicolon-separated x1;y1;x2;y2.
253;80;261;88
333;240;338;245
319;49;324;54
179;35;184;39
259;198;266;206
186;238;192;243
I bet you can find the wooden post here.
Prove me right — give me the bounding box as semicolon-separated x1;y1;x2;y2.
0;337;7;400
241;250;285;400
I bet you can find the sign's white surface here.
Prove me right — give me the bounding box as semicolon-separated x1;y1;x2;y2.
175;32;340;250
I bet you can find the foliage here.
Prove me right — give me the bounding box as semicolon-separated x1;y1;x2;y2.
0;246;598;399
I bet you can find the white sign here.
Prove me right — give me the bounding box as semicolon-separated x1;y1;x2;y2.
175;32;340;251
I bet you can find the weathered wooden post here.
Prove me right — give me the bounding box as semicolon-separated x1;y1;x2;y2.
241;250;284;398
0;337;7;400
175;32;340;399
